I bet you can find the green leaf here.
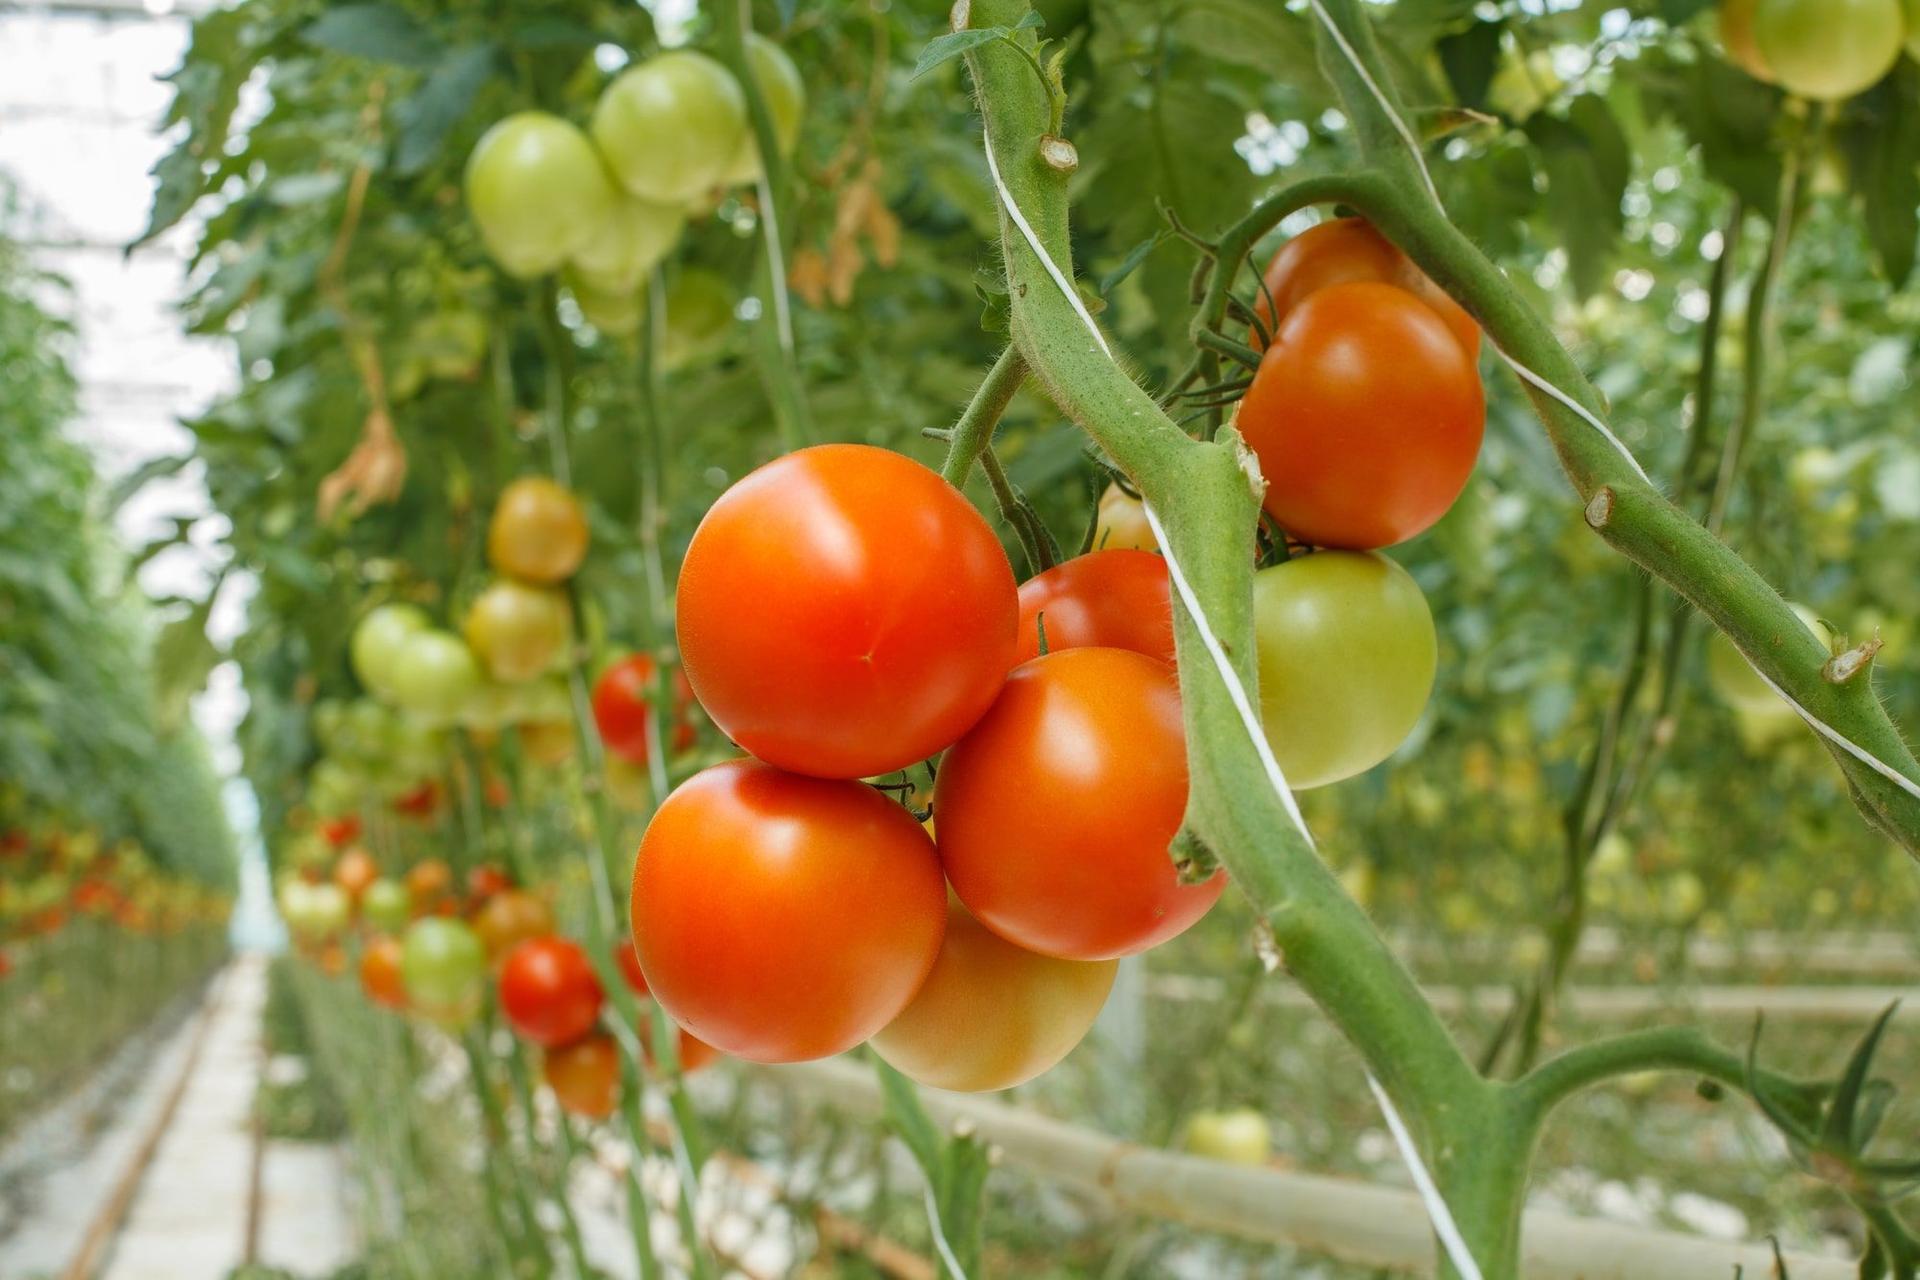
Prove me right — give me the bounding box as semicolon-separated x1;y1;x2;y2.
303;3;443;69
875;1058;944;1172
1839;67;1920;289
152;589;224;736
393;44;499;175
1641;51;1782;218
1172;0;1319;85
107;453;193;514
1523;97;1629;298
1096;230;1167;297
912;15;1041;81
1437;19;1503;111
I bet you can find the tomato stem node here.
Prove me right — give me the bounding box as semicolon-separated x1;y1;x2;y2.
1823;637;1883;685
1582;488;1614;530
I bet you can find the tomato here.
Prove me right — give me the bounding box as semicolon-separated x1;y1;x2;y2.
499;936;605;1047
1238;281;1484;550
638;1013;721;1074
402;917;487;1023
1707;602;1831;713
631;759;946;1062
0;951;11;981
592;51;748;205
360;935;408;1010
543;1033;620;1119
318;814;361;848
465;112;617;279
316;942;348;977
405;858;454;909
676;445;1017;778
388;629;484;724
565;269;642;337
472;887;555;963
466;864;513;903
1251;218;1478;359
489;477;589;585
351;603;431;701
568;191;685;294
516;719;576;766
660;269;736;369
1015;550;1173;667
1754;0;1903;100
361;877;411;932
461;580;570;685
1252;551;1436;790
1184;1109;1272;1165
934;648;1223;960
1093;483;1158;552
1719;0;1776;81
284;881;350;941
1906;0;1920;59
592;654;696;763
872;900;1116;1092
333;846;379;901
391;780;442;820
722;34;806;185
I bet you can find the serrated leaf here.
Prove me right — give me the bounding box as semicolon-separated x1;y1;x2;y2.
913;28;1007;80
304;3;443;69
394;44;499;175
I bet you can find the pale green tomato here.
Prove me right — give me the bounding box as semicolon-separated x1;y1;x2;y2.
1718;0;1776;82
591;51;748;204
464;112;617;278
568;192;685;294
1184;1109;1271;1166
661;268;735;368
1252;551;1437;790
461;579;571;684
402;917;486;1022
283;880;350;940
307;759;361;816
564;268;643;337
388;629;484;725
722;34;806;185
351;603;431;701
1754;0;1903;99
414;311;489;381
361;877;412;932
1706;602;1830;714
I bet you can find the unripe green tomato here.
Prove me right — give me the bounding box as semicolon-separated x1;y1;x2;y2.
312;699;349;754
307;882;351;938
388;629;484;725
402;917;486;1017
1184;1109;1271;1165
1754;0;1903;99
564;268;643;337
1706;603;1830;714
661;268;736;368
361;877;412;932
1252;551;1437;790
1718;0;1776;82
414;310;489;381
465;112;617;278
568;192;685;295
308;758;362;816
462;579;571;684
351;603;431;702
592;51;748;204
723;34;806;185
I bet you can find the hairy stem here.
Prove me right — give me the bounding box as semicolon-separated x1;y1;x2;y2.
941;345;1027;487
1516;1025;1825;1128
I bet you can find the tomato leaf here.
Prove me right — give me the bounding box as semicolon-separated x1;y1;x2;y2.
152;588;226;736
393;44;500;176
1436;18;1503;111
1838;66;1920;289
303;3;444;69
912;15;1042;82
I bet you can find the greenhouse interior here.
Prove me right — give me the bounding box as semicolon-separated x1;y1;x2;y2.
2;0;1919;1277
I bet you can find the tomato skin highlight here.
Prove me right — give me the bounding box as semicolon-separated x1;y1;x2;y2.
630;759;947;1062
543;1033;620;1119
499;936;606;1048
675;444;1017;779
1238;281;1484;550
872;900;1117;1092
935;648;1223;961
1252;217;1479;360
1015;549;1173;667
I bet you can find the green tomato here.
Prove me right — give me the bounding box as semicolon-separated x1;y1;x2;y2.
307;758;362;816
465;112;617;278
283;880;350;940
1718;0;1776;82
1252;551;1437;790
351;603;431;702
361;877;412;932
564;268;643;338
1184;1109;1271;1166
414;310;489;381
1754;0;1903;99
402;917;486;1022
661;268;736;369
592;51;747;204
569;192;685;295
312;699;349;754
1706;602;1831;714
722;34;806;185
1906;0;1920;59
388;629;484;726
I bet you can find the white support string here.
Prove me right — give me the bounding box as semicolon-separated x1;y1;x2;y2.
982;132;1112;359
922;1181;971;1280
1496;348;1654;486
1749;657;1920;805
1302;0;1441;208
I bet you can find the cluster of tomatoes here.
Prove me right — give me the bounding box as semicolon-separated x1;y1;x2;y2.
0;822;228;956
464;36;803;334
1718;0;1918;102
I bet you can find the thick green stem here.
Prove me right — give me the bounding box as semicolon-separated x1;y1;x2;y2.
1516;1025;1825;1128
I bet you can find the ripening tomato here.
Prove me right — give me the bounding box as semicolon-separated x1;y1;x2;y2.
1707;602;1832;714
318;814;362;848
388;630;484;724
1238;281;1484;550
935;648;1223;960
543;1033;620;1119
1184;1108;1273;1165
351;603;431;701
1753;0;1903;100
391;780;442;820
872;900;1116;1092
402;917;486;1024
463;580;571;684
631;759;946;1062
472;888;555;963
568;191;685;294
499;936;605;1047
1252;551;1436;789
405;858;454;909
489;477;589;585
360;935;408;1010
517;720;576;767
466;864;513;904
362;877;411;932
1015;550;1173;666
0;951;12;981
465;113;617;279
1093;483;1158;552
722;34;806;185
1251;218;1478;359
592;654;697;763
333;847;379;901
592;51;747;204
1719;0;1777;81
676;445;1017;779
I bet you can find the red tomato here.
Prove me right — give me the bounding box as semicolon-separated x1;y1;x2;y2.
1015;550;1173;666
0;951;13;980
543;1033;620;1119
592;654;696;763
392;780;442;819
1251;217;1479;359
319;814;362;848
935;648;1223;960
631;759;946;1062
614;941;649;996
466;864;514;903
499;936;605;1047
1238;281;1484;550
675;445;1017;778
360;935;408;1010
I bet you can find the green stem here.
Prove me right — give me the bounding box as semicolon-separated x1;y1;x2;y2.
1515;1025;1825;1127
506;1041;596;1280
464;1028;551;1276
940;346;1027;488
